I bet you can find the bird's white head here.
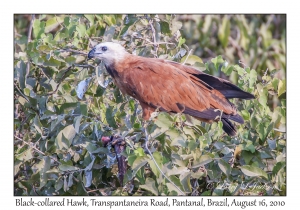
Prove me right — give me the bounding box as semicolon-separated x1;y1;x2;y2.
87;42;128;66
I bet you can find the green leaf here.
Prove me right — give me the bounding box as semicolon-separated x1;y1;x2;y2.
278;79;286;97
64;176;68;192
241;140;256;153
240;165;268;179
178;37;186;47
155;112;173;129
103;15;116;26
211;55;225;71
59;103;77;115
160;21;171;35
140;178;158;195
241;150;255;164
76;173;88;195
59;164;79;171
179;171;192;193
241;110;250;121
16;60;26;90
218;16;231;48
105;106;117;128
192;155;213;168
131;156;148;177
272;78;279;90
45;17;64;33
76;23;86;38
84;15;95;24
103;26;115;42
16;148;33;161
65;56;76;65
181;55;203;65
86;24;97;37
34;115;43;135
218;159;231;177
33;19;45;39
167;129;186;147
222;65;234;75
55;125;76;149
37;96;47;115
74;115;83;133
257;83;268;106
37;156;51;188
43;57;62;67
68;173;74;187
37;44;51;53
55;177;63;191
258;123;266;141
249;69;257;87
148;151;163;177
201;191;211;196
167;166;189;176
273;162;285;175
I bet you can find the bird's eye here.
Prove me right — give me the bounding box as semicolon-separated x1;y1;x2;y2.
102;46;107;51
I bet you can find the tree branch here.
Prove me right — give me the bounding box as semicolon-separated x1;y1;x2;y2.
229;36;246;64
14;135;60;165
58;48;87;55
149;19;158;58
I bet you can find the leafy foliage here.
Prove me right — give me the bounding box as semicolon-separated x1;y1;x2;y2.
14;14;286;196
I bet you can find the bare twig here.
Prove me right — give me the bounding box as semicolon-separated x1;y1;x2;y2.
204;47;216;58
182;49;193;65
148;20;158;58
14;135;60;165
86;189;100;194
143;123;185;196
134;36;175;46
229;36;246;64
14;83;39;115
32;184;41;195
238;60;248;68
55;15;65;29
14;83;29;103
91;37;104;40
58;48;87;55
74;64;95;68
27;15;34;43
262;68;269;84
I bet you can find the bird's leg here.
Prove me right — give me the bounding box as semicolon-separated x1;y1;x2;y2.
140;101;156;121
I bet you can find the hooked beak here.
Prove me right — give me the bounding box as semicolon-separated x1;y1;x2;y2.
87;48;95;60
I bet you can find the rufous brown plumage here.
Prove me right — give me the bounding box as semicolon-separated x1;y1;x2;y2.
88;42;254;136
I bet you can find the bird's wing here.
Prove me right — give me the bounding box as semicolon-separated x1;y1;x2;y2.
121;57;237;121
164;60;255;99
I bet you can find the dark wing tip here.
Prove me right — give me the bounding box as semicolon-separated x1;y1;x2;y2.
222;118;237;136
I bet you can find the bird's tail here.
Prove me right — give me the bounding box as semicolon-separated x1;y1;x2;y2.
221;118;237;136
182;105;244;136
221;113;244;136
